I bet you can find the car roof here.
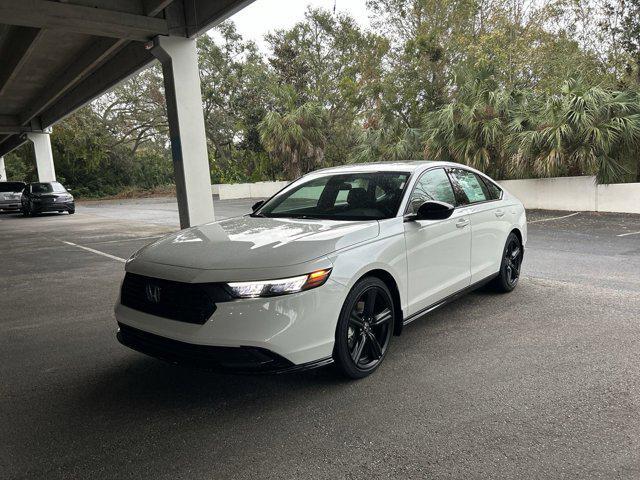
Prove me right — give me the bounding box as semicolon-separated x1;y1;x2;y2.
310;161;473;175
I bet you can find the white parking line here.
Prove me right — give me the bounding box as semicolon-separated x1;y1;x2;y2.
529;212;580;224
59;240;126;263
92;235;161;244
617;230;640;237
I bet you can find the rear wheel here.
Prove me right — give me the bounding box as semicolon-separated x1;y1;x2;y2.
333;277;395;379
490;232;523;292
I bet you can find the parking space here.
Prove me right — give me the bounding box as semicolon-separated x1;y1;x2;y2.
1;202;639;479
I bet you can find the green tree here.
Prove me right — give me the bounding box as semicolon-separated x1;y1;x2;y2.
258;88;327;178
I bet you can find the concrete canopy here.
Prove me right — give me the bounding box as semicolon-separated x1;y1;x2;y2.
0;0;254;157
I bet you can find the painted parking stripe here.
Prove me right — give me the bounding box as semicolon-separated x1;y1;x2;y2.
92;235;162;245
529;212;580;224
617;230;640;237
59;240;126;263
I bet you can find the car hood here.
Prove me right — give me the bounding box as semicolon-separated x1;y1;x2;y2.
135;216;379;270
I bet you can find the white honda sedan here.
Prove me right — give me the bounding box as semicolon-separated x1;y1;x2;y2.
115;161;526;378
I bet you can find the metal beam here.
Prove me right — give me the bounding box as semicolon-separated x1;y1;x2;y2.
0;0;169;41
39;41;155;128
0;26;44;97
20;37;126;125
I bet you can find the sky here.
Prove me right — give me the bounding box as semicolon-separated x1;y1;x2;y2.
227;0;371;50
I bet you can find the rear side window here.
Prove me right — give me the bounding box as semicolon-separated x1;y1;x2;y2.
448;169;490;205
482;178;503;200
407;168;456;214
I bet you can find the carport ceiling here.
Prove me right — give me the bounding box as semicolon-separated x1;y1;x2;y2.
0;0;254;157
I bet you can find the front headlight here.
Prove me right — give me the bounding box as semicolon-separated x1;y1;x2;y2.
227;268;332;298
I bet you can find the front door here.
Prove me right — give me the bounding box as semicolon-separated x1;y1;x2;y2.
403;168;472;317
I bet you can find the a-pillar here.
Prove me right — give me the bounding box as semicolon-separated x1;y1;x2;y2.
151;35;214;229
26;131;56;182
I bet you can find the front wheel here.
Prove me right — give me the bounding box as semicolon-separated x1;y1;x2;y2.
490;232;523;293
333;277;395;379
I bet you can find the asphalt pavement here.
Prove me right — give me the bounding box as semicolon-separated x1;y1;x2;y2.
1;200;639;480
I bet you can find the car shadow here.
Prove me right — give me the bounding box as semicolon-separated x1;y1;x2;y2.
82;355;346;414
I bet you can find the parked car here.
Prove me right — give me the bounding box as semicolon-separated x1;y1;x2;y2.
0;181;26;212
115;161;527;378
21;181;75;216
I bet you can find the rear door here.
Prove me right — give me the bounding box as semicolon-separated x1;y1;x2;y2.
447;168;510;284
403;168;472;317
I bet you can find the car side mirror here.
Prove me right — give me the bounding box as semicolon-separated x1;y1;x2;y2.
252;200;265;212
405;200;455;222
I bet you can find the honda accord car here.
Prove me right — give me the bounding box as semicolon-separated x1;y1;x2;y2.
115;162;526;378
21;181;75;216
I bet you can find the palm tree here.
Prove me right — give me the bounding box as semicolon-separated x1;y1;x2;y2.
423;72;515;179
353;119;423;164
509;79;640;183
258;93;327;179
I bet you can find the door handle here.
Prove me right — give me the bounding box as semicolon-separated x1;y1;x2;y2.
495;210;505;218
456;219;469;228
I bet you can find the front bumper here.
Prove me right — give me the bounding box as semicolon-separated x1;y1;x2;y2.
30;200;74;213
117;323;334;373
114;278;347;368
0;200;21;211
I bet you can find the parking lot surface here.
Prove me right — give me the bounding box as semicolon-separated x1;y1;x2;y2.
1;201;639;479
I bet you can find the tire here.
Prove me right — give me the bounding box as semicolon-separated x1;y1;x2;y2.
68;209;75;215
333;277;395;379
490;232;523;293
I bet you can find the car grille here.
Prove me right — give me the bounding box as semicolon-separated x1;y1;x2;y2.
120;273;234;324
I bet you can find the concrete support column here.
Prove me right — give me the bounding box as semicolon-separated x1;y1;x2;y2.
26;131;56;182
151;35;214;229
0;157;6;181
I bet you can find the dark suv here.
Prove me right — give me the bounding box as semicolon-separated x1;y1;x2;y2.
21;182;75;216
0;181;26;212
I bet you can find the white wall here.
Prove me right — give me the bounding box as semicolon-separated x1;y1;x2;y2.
499;176;640;214
213;181;290;200
597;183;640;214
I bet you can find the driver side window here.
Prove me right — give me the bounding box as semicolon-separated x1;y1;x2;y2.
407;168;456;214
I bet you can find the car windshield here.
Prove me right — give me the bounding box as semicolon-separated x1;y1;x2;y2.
255;172;410;221
0;182;25;192
32;182;67;194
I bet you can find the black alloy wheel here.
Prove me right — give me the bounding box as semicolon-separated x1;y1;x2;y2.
491;232;523;292
334;277;394;379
